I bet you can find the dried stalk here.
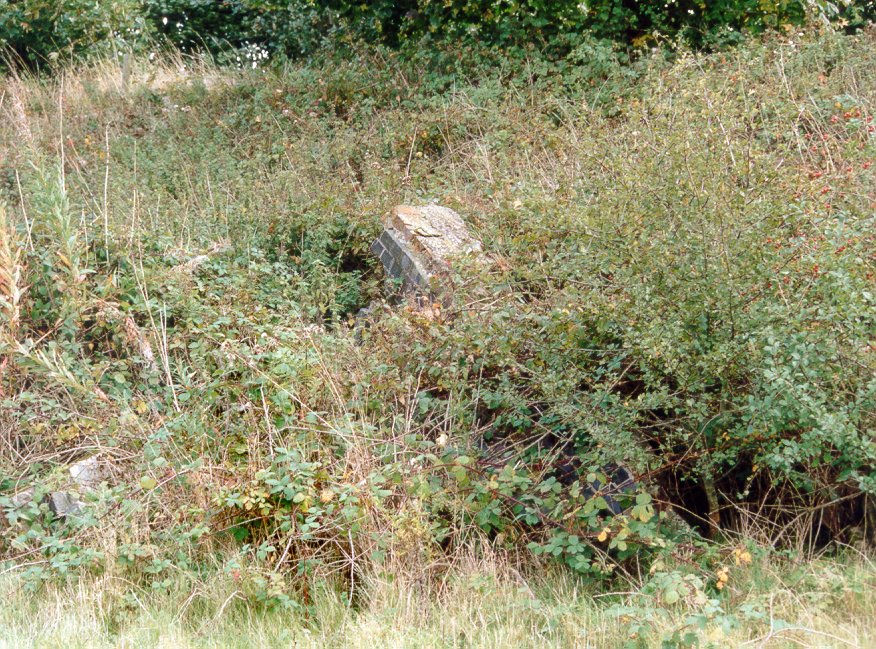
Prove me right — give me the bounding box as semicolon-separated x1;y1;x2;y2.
0;204;24;341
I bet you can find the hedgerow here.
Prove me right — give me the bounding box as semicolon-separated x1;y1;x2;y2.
3;0;875;68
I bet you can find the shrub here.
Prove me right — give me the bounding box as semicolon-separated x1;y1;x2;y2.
0;0;148;67
3;0;875;70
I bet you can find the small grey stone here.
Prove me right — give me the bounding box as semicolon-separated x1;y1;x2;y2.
69;456;105;491
47;492;84;517
10;488;34;508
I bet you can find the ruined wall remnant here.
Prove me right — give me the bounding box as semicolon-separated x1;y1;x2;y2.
370;205;483;294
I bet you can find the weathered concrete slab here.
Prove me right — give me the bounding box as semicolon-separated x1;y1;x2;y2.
371;205;483;294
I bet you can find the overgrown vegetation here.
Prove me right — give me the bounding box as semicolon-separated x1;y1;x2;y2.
1;18;875;649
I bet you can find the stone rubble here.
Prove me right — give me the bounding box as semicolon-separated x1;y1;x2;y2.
7;455;106;518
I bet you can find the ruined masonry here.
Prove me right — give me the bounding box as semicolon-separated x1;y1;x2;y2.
371;205;483;294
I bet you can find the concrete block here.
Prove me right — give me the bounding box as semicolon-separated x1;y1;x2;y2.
371;205;483;295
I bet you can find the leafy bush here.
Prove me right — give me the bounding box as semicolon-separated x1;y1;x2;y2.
167;1;876;51
3;0;875;70
141;0;876;56
0;0;147;66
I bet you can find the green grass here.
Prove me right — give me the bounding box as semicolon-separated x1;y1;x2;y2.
1;551;874;648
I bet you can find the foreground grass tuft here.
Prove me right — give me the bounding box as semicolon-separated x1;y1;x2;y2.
1;552;874;648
